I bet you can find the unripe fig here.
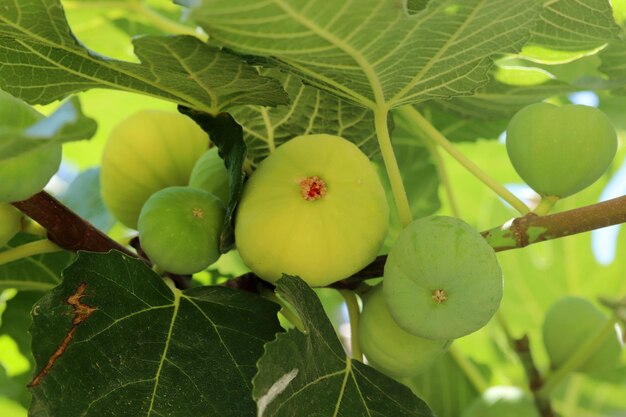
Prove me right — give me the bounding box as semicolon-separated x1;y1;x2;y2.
506;103;617;198
0;203;23;246
461;386;539;417
234;134;389;287
0;145;62;202
359;284;451;379
384;216;502;340
188;147;230;203
138;186;225;275
101;110;209;229
542;296;621;374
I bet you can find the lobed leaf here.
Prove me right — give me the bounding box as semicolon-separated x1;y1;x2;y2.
0;0;288;111
185;0;541;109
29;251;282;417
253;276;435;417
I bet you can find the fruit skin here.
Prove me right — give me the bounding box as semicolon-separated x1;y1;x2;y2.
461;386;539;417
543;296;621;374
0;203;23;246
188;147;230;203
359;284;451;379
506;103;617;198
101;110;209;229
383;216;502;340
234;134;389;287
0;145;62;202
138;186;225;275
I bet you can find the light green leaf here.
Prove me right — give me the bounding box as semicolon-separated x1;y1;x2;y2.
0;0;288;111
231;71;380;162
186;0;541;109
0;92;96;161
522;0;621;64
598;41;626;94
253;276;435;417
0;235;73;292
61;168;115;233
29;251;282;417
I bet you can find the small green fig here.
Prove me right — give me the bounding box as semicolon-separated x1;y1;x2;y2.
384;216;502;340
359;284;451;379
101;110;209;229
188;147;230;203
235;134;389;287
138;186;225;275
506;103;617;198
461;386;539;417
0;203;23;246
543;296;621;374
0;145;62;202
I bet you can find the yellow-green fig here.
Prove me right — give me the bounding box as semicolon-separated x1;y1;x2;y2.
0;203;23;246
188;147;230;203
138;186;225;275
359;284;451;379
384;216;502;340
235;134;389;287
506;103;617;198
101;110;209;229
0;145;62;203
543;296;621;374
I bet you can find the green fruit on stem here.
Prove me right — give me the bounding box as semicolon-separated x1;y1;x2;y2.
234;134;389;287
506;103;617;198
384;216;502;340
543;296;621;374
359;284;451;379
188;147;230;203
0;203;23;246
0;145;62;202
101;110;209;229
461;386;539;417
138;186;225;275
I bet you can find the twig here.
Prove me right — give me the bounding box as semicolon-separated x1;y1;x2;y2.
513;335;555;417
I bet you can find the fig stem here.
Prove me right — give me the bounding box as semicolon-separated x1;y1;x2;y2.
398;105;531;215
534;195;559;216
448;345;489;394
0;239;62;267
538;315;619;398
422;133;461;217
374;107;413;227
338;289;363;361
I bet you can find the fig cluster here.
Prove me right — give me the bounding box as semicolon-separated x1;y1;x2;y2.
101;110;229;275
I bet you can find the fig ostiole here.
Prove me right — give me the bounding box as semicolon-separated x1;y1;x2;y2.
0;203;23;246
0;145;62;203
383;216;503;340
234;134;389;287
101;110;209;229
138;186;225;275
188;147;230;204
359;284;451;379
506;103;617;199
542;296;621;374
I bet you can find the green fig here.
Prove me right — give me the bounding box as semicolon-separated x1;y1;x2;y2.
0;203;23;246
506;103;617;198
384;216;502;340
188;147;230;203
359;284;451;379
543;296;621;374
0;145;62;202
138;186;225;275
